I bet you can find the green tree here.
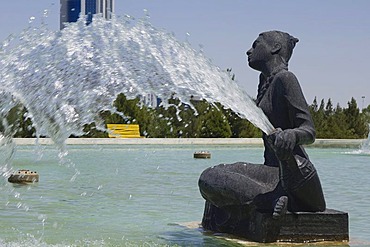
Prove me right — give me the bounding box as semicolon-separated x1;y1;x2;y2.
198;106;232;138
325;98;333;116
222;108;260;138
331;104;352;138
344;97;368;138
362;104;370;127
0;104;36;138
13;106;35;138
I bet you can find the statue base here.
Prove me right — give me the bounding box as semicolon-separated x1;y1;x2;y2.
278;209;349;242
201;202;349;243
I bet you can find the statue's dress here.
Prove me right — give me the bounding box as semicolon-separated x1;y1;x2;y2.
199;69;325;229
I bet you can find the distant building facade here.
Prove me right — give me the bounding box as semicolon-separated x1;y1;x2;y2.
141;93;161;108
60;0;114;29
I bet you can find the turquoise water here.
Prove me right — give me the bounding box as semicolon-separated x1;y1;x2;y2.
0;144;369;246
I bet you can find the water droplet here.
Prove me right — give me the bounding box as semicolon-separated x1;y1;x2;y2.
29;16;35;23
38;214;47;221
143;9;150;19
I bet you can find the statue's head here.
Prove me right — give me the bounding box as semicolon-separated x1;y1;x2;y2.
247;30;299;72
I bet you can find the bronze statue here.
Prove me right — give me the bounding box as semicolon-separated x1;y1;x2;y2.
198;31;326;236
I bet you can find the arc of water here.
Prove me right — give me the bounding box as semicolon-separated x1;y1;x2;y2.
0;14;275;148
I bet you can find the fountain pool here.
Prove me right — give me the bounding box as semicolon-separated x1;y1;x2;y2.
0;144;369;246
0;10;369;247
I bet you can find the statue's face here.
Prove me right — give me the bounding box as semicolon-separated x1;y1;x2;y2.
246;35;271;72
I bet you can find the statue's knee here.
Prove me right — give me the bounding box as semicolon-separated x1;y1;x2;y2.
198;166;214;188
199;164;225;184
198;164;226;196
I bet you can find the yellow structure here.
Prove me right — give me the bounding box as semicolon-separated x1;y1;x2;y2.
107;124;142;138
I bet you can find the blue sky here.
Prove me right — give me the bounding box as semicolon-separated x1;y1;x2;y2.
0;0;369;107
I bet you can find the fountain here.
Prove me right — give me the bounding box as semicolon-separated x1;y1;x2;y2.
0;14;273;145
358;124;370;154
0;12;275;245
0;13;351;246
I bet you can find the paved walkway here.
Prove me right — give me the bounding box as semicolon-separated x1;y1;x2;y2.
13;138;365;148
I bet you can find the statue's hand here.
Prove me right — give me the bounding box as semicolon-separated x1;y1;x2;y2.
268;128;296;160
274;129;296;152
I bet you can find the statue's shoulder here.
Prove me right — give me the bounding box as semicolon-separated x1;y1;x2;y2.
275;70;298;81
274;70;300;89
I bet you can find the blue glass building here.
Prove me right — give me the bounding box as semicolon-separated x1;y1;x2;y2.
60;0;81;29
84;0;97;24
60;0;114;29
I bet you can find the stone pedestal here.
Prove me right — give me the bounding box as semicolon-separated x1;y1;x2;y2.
202;202;349;243
245;209;349;243
278;209;349;242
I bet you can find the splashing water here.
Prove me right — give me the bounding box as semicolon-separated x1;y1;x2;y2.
362;134;370;152
352;124;370;155
0;14;274;159
343;124;370;155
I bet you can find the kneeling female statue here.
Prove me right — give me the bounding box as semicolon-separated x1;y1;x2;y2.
198;31;326;236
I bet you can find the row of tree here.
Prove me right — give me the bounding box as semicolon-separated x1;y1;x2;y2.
310;97;369;139
87;94;370;139
7;93;370;139
92;94;261;138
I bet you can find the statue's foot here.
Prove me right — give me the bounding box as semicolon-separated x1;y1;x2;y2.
273;196;288;219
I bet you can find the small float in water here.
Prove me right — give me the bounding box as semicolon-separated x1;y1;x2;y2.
194;151;211;159
8;170;39;184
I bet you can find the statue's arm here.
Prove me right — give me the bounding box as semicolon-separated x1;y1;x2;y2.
277;71;316;146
